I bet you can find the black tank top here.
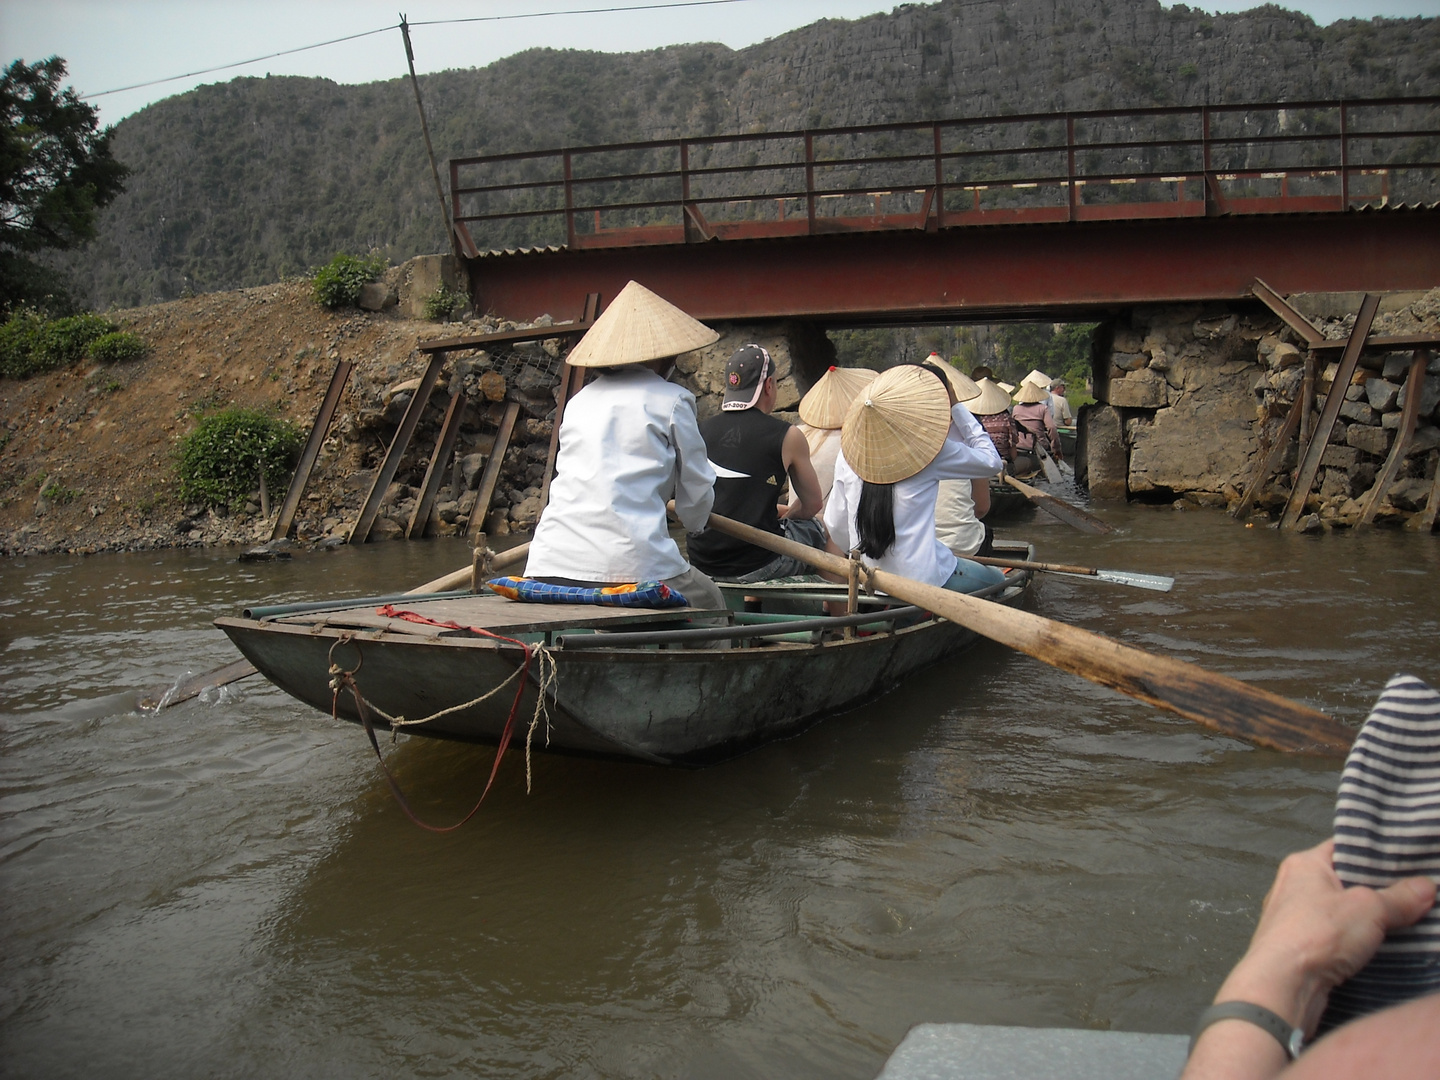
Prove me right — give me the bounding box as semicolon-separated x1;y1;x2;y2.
688;409;791;576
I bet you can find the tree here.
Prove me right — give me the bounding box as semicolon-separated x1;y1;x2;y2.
1;57;129;311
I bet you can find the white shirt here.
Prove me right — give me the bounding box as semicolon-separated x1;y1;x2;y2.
787;424;842;510
825;403;1003;589
1049;392;1074;426
525;366;714;581
935;478;986;557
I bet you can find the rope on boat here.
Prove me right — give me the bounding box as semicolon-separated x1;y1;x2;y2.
324;609;559;832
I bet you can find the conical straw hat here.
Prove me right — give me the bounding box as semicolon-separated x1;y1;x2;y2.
936;364;981;403
1013;380;1049;404
969;377;1014;415
997;380;1015;393
1022;369;1053;389
565;280;719;368
798;366;878;429
840;366;953;484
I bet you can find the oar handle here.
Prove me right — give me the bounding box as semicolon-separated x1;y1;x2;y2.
969;555;1097;577
406;542;531;595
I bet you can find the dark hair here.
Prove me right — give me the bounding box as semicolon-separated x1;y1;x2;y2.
855;480;896;558
970;365;993;380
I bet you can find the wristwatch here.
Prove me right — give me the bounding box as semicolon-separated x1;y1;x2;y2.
1190;1001;1305;1060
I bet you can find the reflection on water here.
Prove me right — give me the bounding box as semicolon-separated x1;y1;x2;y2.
1;511;1437;1078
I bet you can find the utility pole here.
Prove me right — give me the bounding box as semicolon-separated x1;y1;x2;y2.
400;14;462;259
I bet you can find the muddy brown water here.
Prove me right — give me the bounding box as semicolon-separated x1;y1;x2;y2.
2;503;1437;1079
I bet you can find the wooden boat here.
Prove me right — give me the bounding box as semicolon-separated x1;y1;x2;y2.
215;542;1034;766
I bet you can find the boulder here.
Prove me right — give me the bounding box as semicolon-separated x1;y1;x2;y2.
1408;426;1440;457
1193;314;1238;341
509;495;543;527
1382;353;1414;380
357;282;397;311
1389;477;1435;512
1112;351;1148;372
484;509;511;536
1270;342;1302;369
1320;445;1359;470
1080;404;1127;500
1108;368;1170;409
459;453;486;488
1364;378;1400;412
370;517;405;541
479;371;507;402
1396;375;1440;422
1126;361;1258;494
1346;425;1392;456
514;364;553;397
1338;400;1377;426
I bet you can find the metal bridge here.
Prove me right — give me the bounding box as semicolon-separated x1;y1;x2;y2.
448;97;1440;325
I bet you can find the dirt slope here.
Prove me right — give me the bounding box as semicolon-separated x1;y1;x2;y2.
0;282;481;556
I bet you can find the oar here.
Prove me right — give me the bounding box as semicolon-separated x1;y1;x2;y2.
702;511;1352;754
1003;473;1113;535
141;544;532;710
1034;442;1064;484
968;555;1174;592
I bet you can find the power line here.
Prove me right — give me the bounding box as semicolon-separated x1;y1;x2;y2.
81;25;397;99
409;0;752;28
81;0;757;101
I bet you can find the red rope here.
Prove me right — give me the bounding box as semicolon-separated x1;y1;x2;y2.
327;607;536;832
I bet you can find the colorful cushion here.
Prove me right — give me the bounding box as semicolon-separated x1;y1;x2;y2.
485;577;688;608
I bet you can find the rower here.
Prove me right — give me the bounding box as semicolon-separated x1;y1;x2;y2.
687;344;828;584
523;280;727;611
920;357;997;561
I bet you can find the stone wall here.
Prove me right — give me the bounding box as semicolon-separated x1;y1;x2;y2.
344;320;833;541
1081;290;1440;527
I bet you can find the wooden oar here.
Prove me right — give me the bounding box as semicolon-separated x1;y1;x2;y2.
968;555;1174;592
1034;442;1064;484
703;511;1351;755
1003;473;1114;535
142;544;532;711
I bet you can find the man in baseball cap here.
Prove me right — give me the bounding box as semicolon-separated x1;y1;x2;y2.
689;344;828;582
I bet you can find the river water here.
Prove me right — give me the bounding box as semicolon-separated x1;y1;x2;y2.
2;503;1437;1079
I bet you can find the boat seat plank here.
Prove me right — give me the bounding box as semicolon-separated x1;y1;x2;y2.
274;593;731;637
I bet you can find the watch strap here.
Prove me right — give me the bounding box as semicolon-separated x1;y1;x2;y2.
1189;1001;1304;1060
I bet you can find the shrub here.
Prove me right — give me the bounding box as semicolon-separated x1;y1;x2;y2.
89;330;147;363
311;252;387;309
176;407;303;511
422;283;466;321
0;309;116;378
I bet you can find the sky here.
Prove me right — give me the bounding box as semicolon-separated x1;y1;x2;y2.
2;0;1437;126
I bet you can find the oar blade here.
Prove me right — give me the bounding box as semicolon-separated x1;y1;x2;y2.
1036;444;1064;484
1006;476;1113;535
140;659;258;711
1094;569;1174;592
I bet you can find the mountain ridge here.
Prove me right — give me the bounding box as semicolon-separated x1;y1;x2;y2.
58;0;1440;308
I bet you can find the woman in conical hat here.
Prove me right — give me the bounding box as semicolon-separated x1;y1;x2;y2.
969;376;1019;466
821;365;1006;595
524;281;727;609
790;365;877;512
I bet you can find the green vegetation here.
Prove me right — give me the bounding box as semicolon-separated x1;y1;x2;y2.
0;309;118;378
40;478;82;504
1;57;129;312
994;323;1096;390
310;252;386;309
176;407;302;510
422;283;466;321
88;330;147;364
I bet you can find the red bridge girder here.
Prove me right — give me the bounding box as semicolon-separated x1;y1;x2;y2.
466;210;1440;326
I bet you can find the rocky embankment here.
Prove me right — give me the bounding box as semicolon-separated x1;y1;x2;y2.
0;263;828;558
1084;288;1440;527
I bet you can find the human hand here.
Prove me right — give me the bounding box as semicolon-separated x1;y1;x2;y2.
1218;839;1435;1035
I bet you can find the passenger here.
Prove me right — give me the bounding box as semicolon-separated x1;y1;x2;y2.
788;365;877;514
687;345;828;583
970;377;1019;469
523;280;727;611
969;364;995;382
1012;378;1062;476
1048;378;1075;428
921;361;997;561
823;365;1006;595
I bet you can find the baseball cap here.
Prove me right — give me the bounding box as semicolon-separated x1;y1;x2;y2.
721;344;773;411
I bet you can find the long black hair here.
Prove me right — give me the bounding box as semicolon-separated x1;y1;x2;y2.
855;481;896;557
853;363;952;558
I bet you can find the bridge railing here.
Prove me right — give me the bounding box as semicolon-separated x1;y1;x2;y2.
447;97;1440;256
